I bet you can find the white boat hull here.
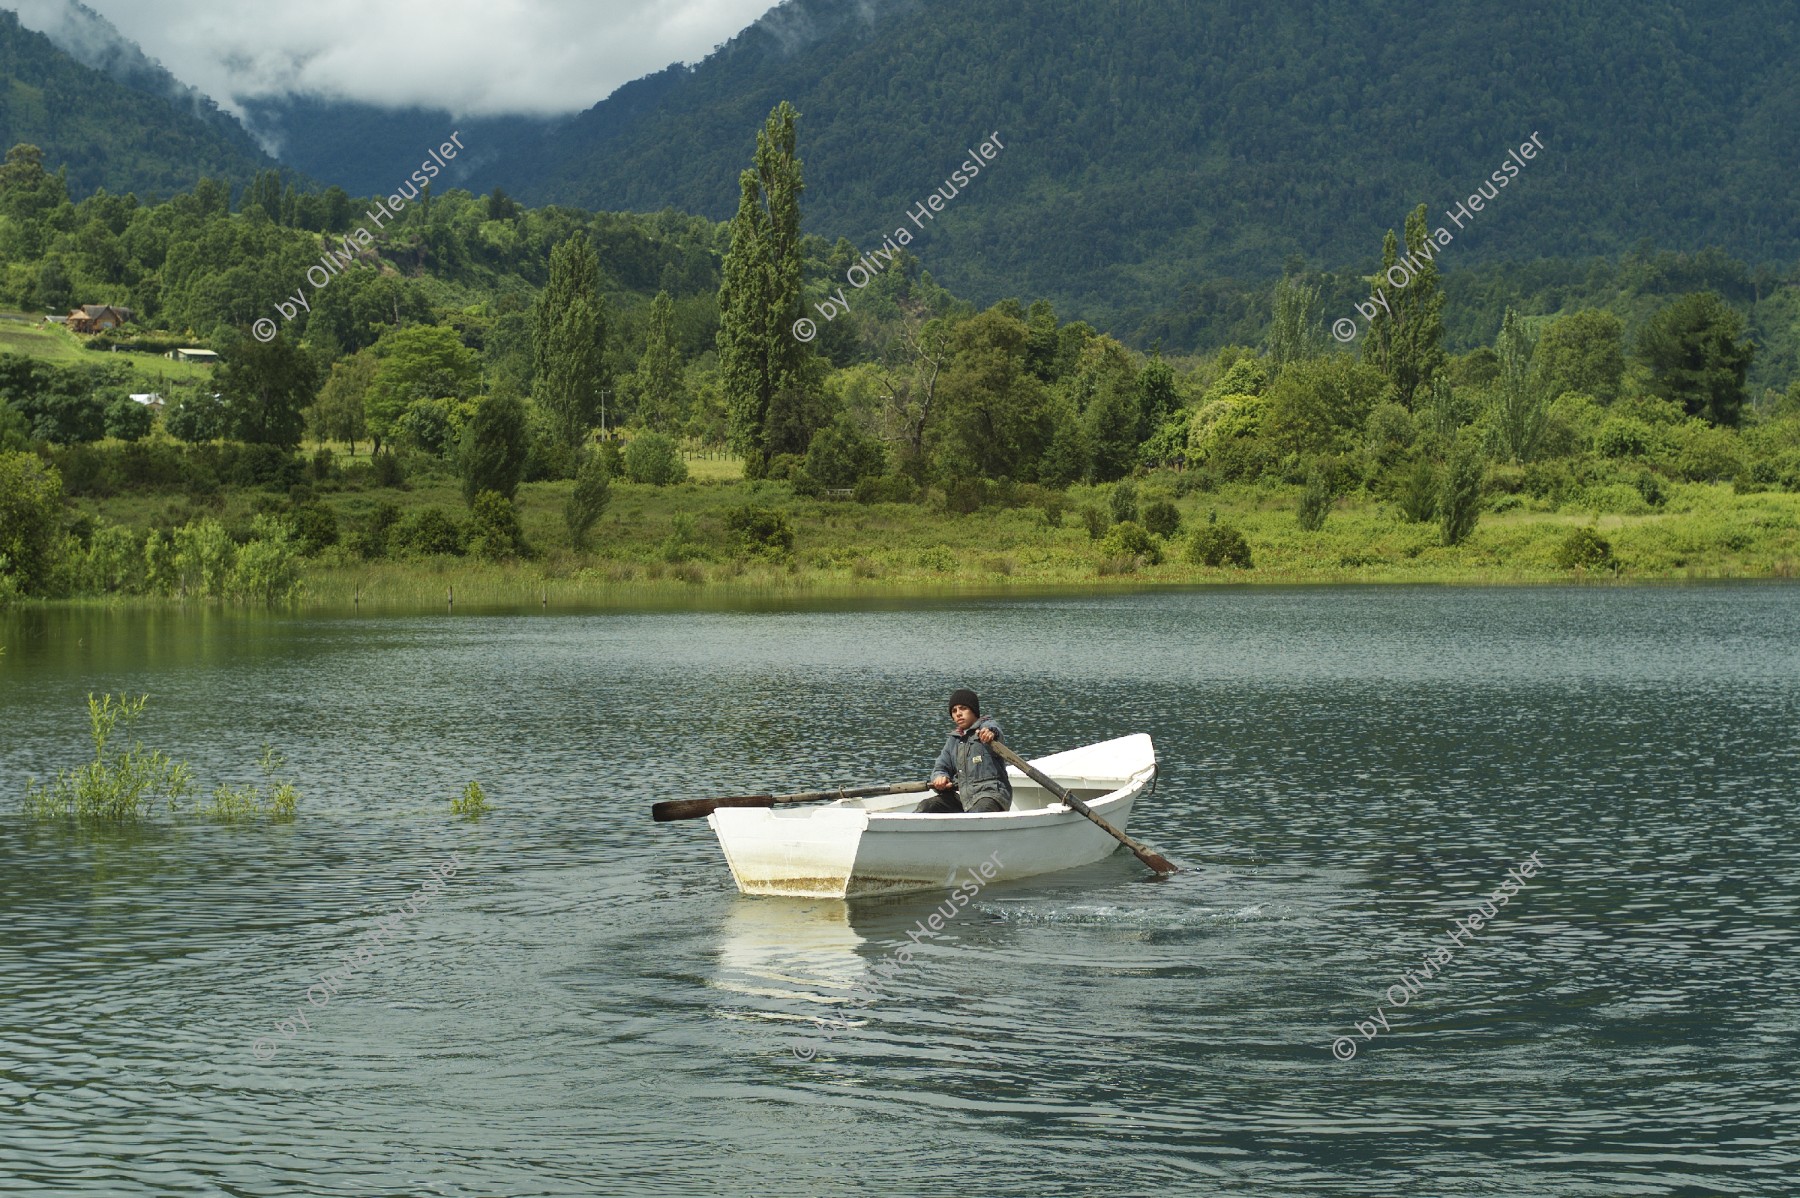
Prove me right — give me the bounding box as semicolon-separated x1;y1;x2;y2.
707;734;1157;898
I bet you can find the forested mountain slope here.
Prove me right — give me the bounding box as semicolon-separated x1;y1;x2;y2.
476;0;1800;343
0;8;273;197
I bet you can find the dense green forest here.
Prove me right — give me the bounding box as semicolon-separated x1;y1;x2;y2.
1;91;1797;605
0;10;273;200
481;0;1800;349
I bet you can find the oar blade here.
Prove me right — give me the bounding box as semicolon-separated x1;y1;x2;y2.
1135;848;1180;875
651;795;775;822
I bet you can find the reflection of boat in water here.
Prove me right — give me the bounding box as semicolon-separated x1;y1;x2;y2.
707;735;1158;898
712;897;868;1030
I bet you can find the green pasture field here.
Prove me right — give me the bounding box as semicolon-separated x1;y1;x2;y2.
0;318;218;392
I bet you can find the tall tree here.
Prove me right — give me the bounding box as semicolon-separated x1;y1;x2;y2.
1535;309;1625;402
364;325;480;456
1635;292;1753;427
1135;353;1178;440
1489;308;1548;463
717;101;811;471
459;392;529;504
219;335;317;450
533;231;610;454
1362;205;1445;408
244;170;283;222
311;351;373;453
1266;274;1323;370
634;290;686;431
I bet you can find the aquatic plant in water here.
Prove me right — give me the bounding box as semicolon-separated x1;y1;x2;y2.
451;779;490;820
23;694;194;821
205;745;300;822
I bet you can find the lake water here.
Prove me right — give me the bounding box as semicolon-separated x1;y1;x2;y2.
2;585;1797;1197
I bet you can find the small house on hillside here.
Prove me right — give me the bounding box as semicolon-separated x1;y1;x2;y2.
65;304;133;333
130;392;164;409
168;347;220;364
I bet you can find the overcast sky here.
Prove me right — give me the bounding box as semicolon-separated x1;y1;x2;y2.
8;0;783;115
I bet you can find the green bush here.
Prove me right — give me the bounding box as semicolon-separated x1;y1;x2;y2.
724;504;795;559
805;418;885;488
1080;504;1108;539
1398;459;1438;522
229;514;301;603
1109;482;1139;525
467;491;527;561
1098;519;1162;565
1439;441;1484;547
623;433;689;485
853;473;916;504
1670;421;1742;482
290;502;339;555
391;507;465;557
172;518;236;597
1297;460;1336;531
1595;417;1654;459
1553;526;1615;570
371;450;407;488
104;394;153;442
944;478;989;514
82;523;143;594
348;500;403;559
1579;483;1650;515
1188;521;1254;568
1143;499;1180;537
0;450;64;595
658;513;706;563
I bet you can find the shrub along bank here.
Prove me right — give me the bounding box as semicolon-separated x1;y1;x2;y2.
4;438;1795;607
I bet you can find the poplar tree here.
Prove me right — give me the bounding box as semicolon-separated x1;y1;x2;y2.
1362;204;1445;408
634;290;685;431
718;102;811;472
533;231;609;457
1490;307;1549;462
1266;274;1323;371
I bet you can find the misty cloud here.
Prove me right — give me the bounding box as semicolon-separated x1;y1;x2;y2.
5;0;786;117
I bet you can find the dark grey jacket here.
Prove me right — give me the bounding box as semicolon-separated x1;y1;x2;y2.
931;717;1013;799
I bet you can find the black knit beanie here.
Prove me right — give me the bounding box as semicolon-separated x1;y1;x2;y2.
947;688;980;716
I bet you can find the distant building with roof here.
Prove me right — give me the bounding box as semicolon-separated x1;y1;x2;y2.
65;304;133;333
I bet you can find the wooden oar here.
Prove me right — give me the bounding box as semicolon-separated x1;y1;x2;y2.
990;741;1179;875
652;780;932;823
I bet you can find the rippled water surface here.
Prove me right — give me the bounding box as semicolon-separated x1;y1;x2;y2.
2;585;1797;1197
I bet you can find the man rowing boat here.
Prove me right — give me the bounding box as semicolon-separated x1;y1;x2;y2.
913;688;1014;814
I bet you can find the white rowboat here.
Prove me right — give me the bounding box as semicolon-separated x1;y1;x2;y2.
706;734;1158;898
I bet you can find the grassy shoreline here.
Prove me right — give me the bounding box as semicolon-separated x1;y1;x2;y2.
31;480;1798;612
25;450;1796;611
